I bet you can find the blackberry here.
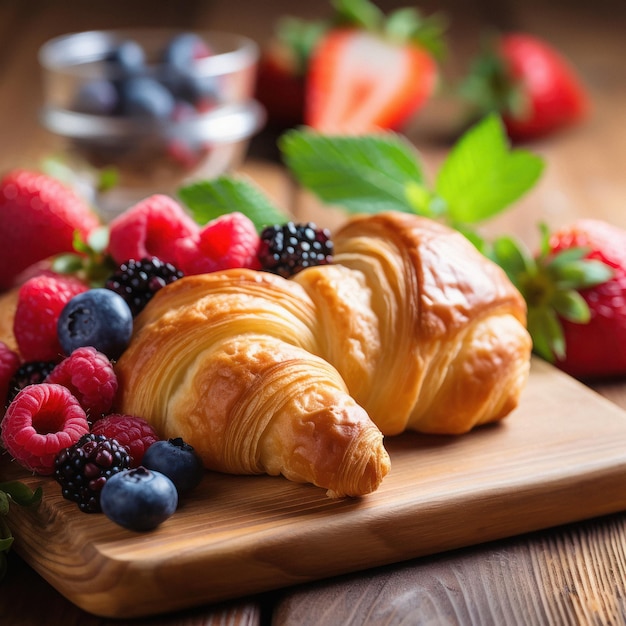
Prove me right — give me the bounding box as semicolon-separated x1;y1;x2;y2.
258;222;333;278
105;257;184;316
53;433;131;513
6;360;57;406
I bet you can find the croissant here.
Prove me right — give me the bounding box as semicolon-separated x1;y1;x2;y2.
115;270;391;498
294;212;533;436
115;211;532;497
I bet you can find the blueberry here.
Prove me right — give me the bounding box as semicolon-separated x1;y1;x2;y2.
57;288;133;360
100;467;178;531
105;39;146;77
142;437;204;495
73;79;119;115
162;33;211;71
118;76;175;119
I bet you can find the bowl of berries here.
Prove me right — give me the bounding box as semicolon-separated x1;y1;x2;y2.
38;28;265;220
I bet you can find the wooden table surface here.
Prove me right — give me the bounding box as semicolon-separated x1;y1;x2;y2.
2;0;626;624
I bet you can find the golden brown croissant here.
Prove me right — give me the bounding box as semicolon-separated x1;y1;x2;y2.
115;211;531;497
294;212;532;435
115;271;391;498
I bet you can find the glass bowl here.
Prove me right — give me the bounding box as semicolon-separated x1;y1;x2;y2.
38;29;265;220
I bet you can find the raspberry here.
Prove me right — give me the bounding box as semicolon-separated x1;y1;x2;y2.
6;360;58;405
45;347;118;420
258;222;333;278
107;194;198;267
104;257;184;316
175;212;261;275
0;383;90;475
13;274;88;361
53;433;130;513
91;414;160;467
0;169;100;290
0;341;20;409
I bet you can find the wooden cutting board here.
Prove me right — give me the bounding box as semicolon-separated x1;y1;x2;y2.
4;358;626;618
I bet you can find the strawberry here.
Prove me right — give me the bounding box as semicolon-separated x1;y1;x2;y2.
255;17;327;129
460;33;589;141
0;169;100;291
304;0;445;134
492;220;624;380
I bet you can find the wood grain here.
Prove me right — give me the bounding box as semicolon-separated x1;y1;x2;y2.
5;360;626;619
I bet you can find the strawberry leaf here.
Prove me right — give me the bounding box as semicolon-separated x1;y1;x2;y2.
178;176;289;231
528;306;565;362
332;0;384;30
552;289;590;323
279;129;424;215
435;114;544;224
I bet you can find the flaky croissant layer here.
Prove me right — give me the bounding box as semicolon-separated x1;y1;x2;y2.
114;212;532;497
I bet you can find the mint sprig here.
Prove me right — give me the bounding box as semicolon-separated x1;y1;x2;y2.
178;176;289;231
280;114;543;249
0;480;42;581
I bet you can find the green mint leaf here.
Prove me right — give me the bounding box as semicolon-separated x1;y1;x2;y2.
279;129;423;215
0;482;42;507
435;114;544;224
178;176;289;231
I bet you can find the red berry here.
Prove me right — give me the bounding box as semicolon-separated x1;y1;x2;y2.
0;341;20;410
91;414;160;467
549;219;626;378
175;212;261;275
0;169;100;290
1;383;90;474
107;194;198;266
45;347;118;420
13;274;88;362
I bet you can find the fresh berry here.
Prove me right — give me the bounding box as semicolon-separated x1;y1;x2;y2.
0;342;20;409
100;466;178;531
45;347;118;419
57;289;133;361
305;2;444;133
175;212;261;275
105;39;146;76
1;383;90;475
461;33;588;141
547;220;626;379
162;33;211;70
104;257;184;317
107;194;199;267
54;433;131;513
142;437;204;494
258;222;333;278
0;169;100;290
6;360;58;406
73;79;119;115
91;414;160;467
13;274;88;362
118;76;176;119
492;219;623;380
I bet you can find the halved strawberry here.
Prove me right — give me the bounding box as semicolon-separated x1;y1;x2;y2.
460;32;589;141
304;1;445;134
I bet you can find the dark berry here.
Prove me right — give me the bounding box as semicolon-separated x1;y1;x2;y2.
118;76;175;120
161;33;211;70
142;437;204;495
104;257;184;317
6;360;58;406
57;289;133;360
258;222;333;278
105;39;146;77
100;466;178;531
73;79;119;115
54;433;131;513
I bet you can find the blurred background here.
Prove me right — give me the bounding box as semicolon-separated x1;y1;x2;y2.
1;0;625;238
